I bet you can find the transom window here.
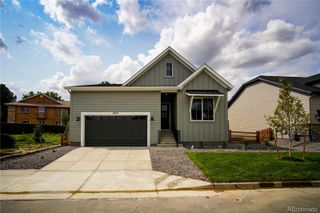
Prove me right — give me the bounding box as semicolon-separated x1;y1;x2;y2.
191;98;214;121
165;62;173;77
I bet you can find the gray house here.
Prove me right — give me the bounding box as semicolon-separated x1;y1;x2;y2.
65;47;233;147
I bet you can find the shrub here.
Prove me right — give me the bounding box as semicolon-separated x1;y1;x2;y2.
0;134;15;148
33;124;45;143
221;140;227;149
242;139;250;150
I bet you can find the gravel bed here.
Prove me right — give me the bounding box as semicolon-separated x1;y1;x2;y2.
149;147;208;181
0;146;76;170
273;139;320;152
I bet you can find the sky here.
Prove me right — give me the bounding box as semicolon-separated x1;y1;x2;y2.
1;0;320;100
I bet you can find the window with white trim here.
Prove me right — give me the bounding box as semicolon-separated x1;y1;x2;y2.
39;120;45;125
191;98;214;121
165;62;173;77
38;107;47;114
22;120;29;124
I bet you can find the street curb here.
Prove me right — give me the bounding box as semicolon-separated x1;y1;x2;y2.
207;180;320;190
0;145;62;161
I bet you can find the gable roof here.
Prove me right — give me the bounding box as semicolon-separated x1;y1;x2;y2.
228;74;320;107
18;93;62;105
123;46;197;86
178;64;233;91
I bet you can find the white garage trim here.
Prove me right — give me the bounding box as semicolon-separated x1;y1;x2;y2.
81;112;151;147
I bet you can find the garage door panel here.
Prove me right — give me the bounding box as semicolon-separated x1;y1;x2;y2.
85;115;147;146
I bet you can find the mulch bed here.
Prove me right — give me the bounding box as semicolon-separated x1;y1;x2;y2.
0;146;76;169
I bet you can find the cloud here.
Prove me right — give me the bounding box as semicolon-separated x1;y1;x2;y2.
135;0;319;97
5;81;27;99
31;27;81;65
116;0;147;35
104;55;141;83
92;0;111;8
86;26;109;46
35;26;140;97
12;0;20;8
0;33;11;58
40;0;100;28
15;36;26;44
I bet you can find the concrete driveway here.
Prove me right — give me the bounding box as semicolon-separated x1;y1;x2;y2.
41;147;152;171
0;147;212;200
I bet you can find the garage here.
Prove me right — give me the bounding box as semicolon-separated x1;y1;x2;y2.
81;112;150;147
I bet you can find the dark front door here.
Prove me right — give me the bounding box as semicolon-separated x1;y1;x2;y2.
85;116;147;146
161;103;170;129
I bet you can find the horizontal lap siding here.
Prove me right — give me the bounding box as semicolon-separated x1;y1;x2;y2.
228;82;310;132
177;71;228;142
130;54;192;86
70;91;160;145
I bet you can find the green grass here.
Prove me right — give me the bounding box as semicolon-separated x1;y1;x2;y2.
187;152;320;183
0;134;61;155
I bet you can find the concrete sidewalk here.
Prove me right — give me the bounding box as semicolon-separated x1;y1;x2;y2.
0;169;212;200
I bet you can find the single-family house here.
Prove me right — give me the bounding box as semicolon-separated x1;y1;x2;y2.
65;47;233;147
6;94;70;125
228;74;320;136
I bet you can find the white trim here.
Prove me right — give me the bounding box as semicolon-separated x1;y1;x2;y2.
165;62;173;77
186;93;224;97
189;97;215;122
64;86;179;92
80;112;150;147
178;64;233;90
123;47;196;86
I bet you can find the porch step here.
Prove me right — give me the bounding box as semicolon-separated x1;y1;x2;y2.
158;130;177;147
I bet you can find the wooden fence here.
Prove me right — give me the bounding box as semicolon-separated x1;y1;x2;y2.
229;128;273;143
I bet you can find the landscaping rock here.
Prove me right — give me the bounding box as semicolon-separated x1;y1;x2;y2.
0;146;76;169
149;147;208;181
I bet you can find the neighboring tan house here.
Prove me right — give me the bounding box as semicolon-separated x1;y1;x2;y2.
6;94;70;125
65;47;233;147
228;74;320;133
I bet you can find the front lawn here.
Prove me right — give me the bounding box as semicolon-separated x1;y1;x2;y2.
0;134;61;156
187;152;320;182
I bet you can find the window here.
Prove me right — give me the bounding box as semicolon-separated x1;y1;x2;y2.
39;120;45;125
38;107;47;114
22;120;29;124
165;62;173;77
191;98;214;121
55;121;61;125
21;107;30;114
56;108;61;114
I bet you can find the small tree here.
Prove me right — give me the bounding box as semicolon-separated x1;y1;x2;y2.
61;114;69;126
267;80;309;158
33;124;45;143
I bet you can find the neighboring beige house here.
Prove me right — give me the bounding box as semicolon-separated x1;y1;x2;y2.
65;47;233;147
228;74;320;134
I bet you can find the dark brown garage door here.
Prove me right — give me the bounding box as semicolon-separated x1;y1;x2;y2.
85;115;147;146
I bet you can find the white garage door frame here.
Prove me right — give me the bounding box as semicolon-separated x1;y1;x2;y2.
81;112;151;147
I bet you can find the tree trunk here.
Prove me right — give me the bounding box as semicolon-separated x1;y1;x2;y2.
289;136;292;157
275;132;280;160
302;130;307;160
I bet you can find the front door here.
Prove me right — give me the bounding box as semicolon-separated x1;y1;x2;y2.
161;103;170;129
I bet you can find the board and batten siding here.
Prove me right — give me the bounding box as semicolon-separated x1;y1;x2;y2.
70;91;161;145
177;71;229;142
129;54;193;86
228;82;310;132
310;95;320;124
